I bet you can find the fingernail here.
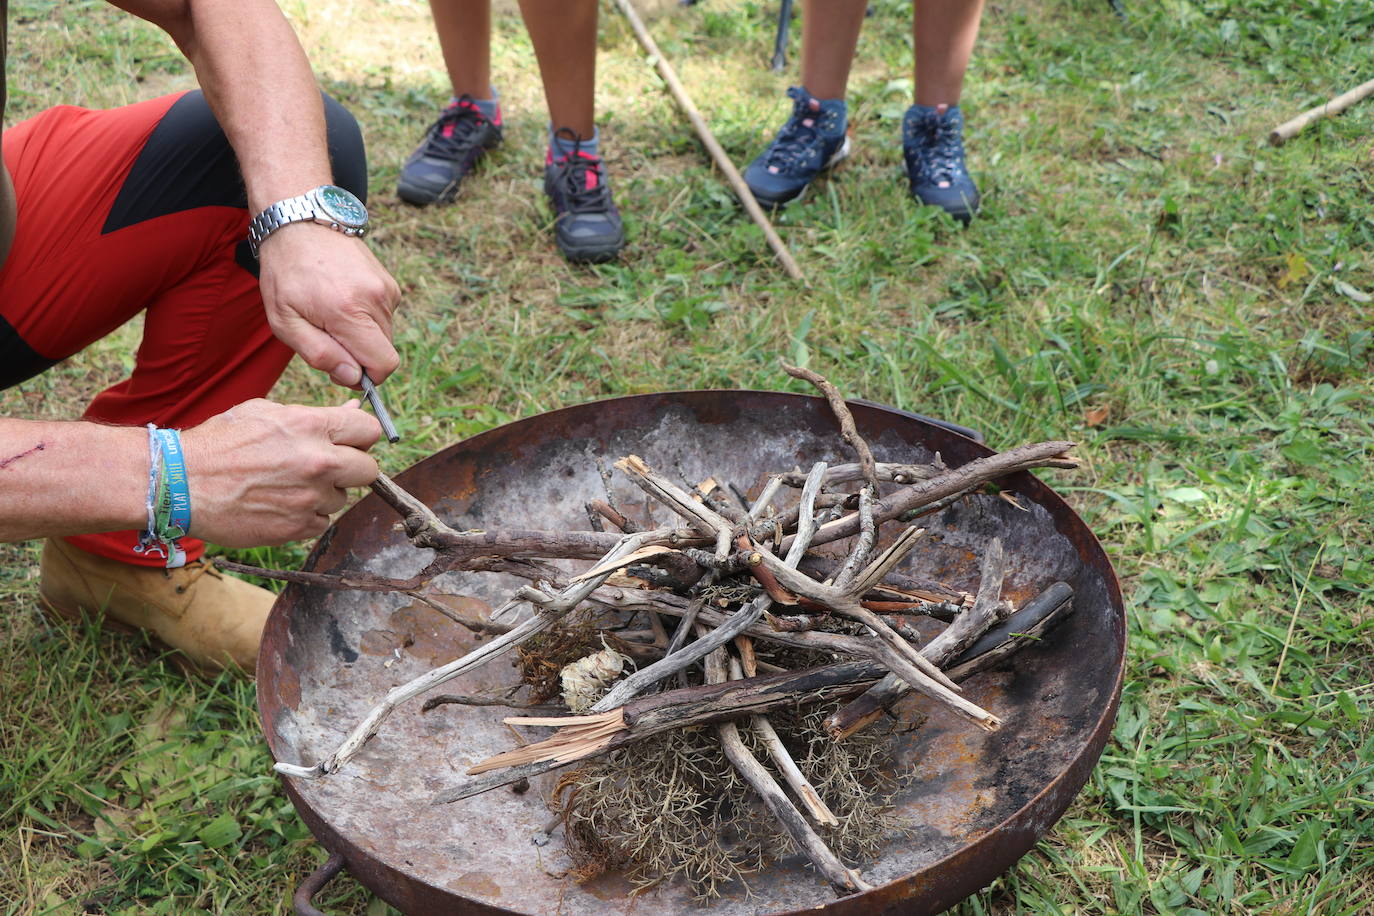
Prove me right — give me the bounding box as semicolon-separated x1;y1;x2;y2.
334;363;362;386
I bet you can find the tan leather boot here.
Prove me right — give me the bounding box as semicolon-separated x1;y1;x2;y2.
39;538;274;675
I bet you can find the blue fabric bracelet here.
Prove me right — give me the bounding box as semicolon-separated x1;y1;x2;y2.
155;428;191;538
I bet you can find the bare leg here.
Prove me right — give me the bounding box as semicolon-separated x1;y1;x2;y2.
428;0;493;99
913;0;985;107
798;0;868;99
515;0;597;137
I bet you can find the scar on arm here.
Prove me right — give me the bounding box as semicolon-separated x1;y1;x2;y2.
0;442;45;469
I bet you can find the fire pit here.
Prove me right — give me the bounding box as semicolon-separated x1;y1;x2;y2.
258;390;1124;915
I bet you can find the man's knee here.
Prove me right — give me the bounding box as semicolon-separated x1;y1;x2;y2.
111;90;371;228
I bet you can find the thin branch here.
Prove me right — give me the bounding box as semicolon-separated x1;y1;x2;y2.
732;654;839;828
706;642;870;895
783;462;828;568
747;475;785;522
781;440;1079;554
778;462;939;488
832;485;877;589
273;531;658;780
402;591;514;636
826;540;1011;739
587;593;773;712
781;363;879;492
421;694;561;713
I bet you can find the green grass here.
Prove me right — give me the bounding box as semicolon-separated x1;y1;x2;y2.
3;0;1372;912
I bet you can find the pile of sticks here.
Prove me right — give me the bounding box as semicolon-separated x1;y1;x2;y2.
237;367;1081;896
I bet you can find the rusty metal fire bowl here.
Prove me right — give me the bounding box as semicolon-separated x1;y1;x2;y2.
258;390;1125;915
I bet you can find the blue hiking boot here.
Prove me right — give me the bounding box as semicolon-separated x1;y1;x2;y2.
543;130;626;264
744;86;850;207
902;103;980;223
397;96;503;206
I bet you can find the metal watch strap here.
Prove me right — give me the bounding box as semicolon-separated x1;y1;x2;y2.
248;188;366;257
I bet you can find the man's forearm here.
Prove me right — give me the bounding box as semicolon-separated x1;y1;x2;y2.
0;421;146;542
117;0;334;212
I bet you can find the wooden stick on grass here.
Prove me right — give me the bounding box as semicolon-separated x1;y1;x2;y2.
1269;78;1374;146
610;0;805;282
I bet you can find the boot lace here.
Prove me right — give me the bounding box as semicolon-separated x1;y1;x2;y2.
549;129;612;216
762;87;832;176
172;557;222;594
912;113;968;187
417;95;490;160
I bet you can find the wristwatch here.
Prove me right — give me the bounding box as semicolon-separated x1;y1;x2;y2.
247;185;369;257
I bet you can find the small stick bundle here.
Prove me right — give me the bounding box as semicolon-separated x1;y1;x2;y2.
256;367;1081;897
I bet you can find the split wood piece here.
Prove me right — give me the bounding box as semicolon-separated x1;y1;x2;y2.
432;660;886;803
781;362;880;492
778;461;940;488
571;545;678;582
705;646;870;896
610;0;805;282
826;539;1007;739
782;440;1080;554
735;634;758;677
1270;77;1374;146
732;653;840;828
942;581;1075;680
272;531;659;780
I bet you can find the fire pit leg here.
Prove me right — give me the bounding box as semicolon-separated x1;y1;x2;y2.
293;852;347;916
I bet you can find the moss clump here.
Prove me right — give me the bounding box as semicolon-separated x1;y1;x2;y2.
552;701;907;900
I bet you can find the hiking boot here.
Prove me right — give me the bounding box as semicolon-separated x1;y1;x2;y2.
397;95;503;206
543;130;625;263
39;538;274;675
743;86;850;207
902;103;980;223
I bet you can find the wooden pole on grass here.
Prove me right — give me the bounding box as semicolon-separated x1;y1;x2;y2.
611;0;806;283
1269;78;1374;146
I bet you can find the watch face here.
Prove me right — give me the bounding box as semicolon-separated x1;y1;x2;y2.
316;186;368;228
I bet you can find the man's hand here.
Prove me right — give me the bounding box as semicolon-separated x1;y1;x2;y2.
257;223;402;387
181;398;382;546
